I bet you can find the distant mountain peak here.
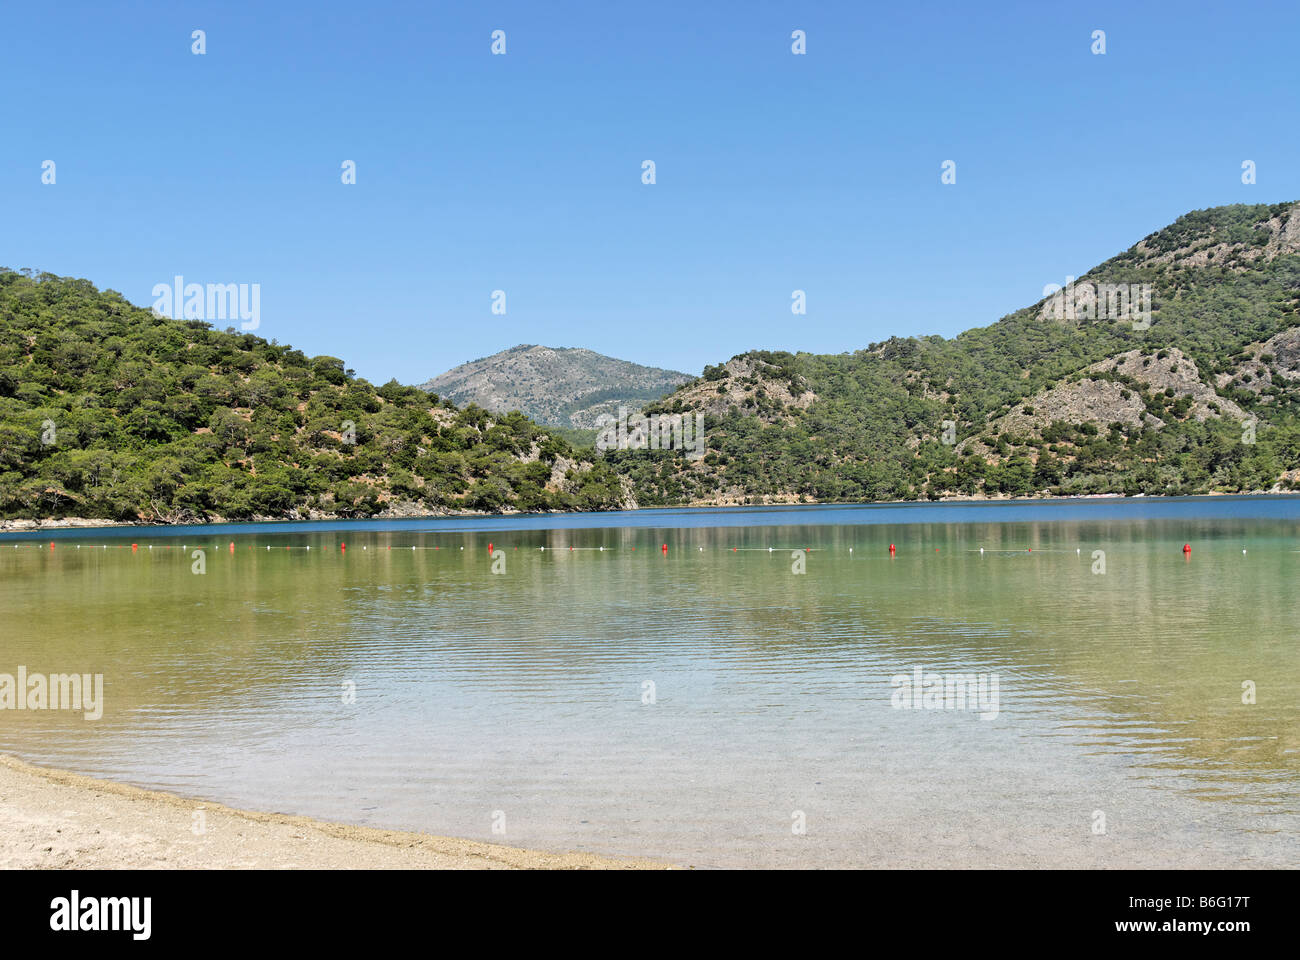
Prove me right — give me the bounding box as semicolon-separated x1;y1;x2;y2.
420;346;693;429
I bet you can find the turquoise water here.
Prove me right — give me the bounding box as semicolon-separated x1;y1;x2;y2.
8;494;1300;542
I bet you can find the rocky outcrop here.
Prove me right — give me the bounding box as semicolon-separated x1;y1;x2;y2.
660;356;816;425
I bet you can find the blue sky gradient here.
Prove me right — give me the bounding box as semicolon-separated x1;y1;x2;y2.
4;0;1298;383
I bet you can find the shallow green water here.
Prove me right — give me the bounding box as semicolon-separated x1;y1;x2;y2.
1;499;1297;867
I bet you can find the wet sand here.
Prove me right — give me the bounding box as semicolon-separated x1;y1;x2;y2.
0;755;667;870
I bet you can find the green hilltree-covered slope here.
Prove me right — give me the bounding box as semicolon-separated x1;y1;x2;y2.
7;201;1300;523
607;201;1300;504
0;269;628;522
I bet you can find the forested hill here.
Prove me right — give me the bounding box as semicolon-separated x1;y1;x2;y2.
608;201;1300;504
7;201;1300;524
0;269;628;522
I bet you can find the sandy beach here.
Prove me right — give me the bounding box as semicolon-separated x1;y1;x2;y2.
0;755;665;870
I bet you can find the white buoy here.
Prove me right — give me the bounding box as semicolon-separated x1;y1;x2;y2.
599;546;603;551
1243;549;1247;554
849;547;853;553
1076;548;1081;555
540;546;545;551
979;547;984;554
306;546;310;550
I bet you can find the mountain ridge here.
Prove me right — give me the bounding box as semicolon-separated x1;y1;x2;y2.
420;344;693;430
0;273;631;523
605;200;1300;505
4;200;1300;523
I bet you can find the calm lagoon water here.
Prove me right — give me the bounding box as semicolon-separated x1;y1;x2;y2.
2;496;1297;867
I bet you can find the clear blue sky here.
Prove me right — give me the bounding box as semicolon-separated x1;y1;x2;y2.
4;0;1298;384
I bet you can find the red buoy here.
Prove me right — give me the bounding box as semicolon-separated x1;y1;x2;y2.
340;542;346;552
49;542;55;551
889;543;896;554
662;543;667;553
1183;543;1191;554
229;542;235;553
131;543;138;552
488;542;493;555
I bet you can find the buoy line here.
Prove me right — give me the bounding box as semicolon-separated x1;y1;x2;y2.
0;540;1241;558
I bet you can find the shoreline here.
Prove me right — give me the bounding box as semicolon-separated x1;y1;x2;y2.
2;489;1295;534
0;754;668;870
